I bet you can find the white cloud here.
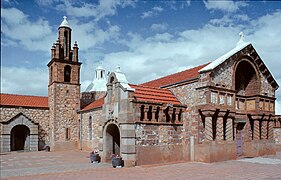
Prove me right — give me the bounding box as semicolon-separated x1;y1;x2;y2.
152;6;164;12
204;0;248;13
141;6;164;19
1;7;55;52
150;23;168;32
81;10;281;106
56;0;135;21
69;19;121;51
1;66;48;96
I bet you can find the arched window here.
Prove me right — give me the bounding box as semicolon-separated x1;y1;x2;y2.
164;107;170;122
89;116;92;140
235;60;259;96
64;65;71;82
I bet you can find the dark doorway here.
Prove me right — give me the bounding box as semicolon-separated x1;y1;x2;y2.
236;122;245;156
11;125;30;151
104;124;120;161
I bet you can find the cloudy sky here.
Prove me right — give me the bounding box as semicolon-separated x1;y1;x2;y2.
1;0;281;112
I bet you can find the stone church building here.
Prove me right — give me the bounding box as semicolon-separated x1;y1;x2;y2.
1;17;281;166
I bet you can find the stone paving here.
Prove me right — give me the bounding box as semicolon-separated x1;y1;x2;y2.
1;151;281;180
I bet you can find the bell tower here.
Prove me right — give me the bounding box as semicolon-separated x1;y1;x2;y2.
47;16;81;151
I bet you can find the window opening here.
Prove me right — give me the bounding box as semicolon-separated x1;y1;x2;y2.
64;65;71;82
140;105;144;121
66;128;70;140
164;107;170;122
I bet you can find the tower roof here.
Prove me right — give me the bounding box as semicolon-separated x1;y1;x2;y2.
59;16;70;28
96;65;104;70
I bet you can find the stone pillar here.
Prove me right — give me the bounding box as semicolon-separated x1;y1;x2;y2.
225;118;233;141
144;106;149;121
254;120;260;140
205;116;213;141
120;124;136;167
216;117;224;141
261;120;267;139
190;136;194;161
268;121;274;140
151;107;157;122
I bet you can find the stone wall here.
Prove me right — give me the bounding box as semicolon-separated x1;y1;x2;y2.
48;83;80;151
170;82;207;107
0;106;49;150
273;128;281;144
135;123;184;165
135;124;184;146
81;108;103;151
260;74;275;97
212;60;233;89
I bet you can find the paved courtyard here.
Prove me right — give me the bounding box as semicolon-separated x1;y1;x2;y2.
1;150;281;180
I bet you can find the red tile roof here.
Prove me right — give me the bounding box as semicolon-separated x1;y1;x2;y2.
81;97;104;111
130;84;181;105
141;63;210;88
0;93;48;108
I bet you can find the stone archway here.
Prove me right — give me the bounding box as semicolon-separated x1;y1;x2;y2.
11;125;30;151
0;113;39;152
234;60;260;96
103;123;120;161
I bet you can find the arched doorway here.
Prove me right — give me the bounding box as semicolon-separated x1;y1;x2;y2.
104;123;120;161
11;125;30;151
235;60;259;96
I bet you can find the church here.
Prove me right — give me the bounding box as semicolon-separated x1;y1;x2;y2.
1;17;281;167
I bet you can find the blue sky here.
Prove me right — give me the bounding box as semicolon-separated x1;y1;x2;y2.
1;0;281;112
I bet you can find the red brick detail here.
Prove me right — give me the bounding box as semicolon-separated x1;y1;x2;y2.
81;97;104;111
140;63;210;88
0;93;48;108
130;84;181;105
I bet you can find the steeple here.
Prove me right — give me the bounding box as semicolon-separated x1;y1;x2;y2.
57;16;72;61
59;16;70;28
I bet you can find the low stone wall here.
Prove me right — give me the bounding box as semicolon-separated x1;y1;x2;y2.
273;128;281;144
52;141;78;151
136;124;184;146
194;141;236;163
243;140;276;157
136;144;183;165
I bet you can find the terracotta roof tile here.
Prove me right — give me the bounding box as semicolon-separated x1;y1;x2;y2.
81;97;104;111
130;84;181;105
141;63;210;88
0;93;48;108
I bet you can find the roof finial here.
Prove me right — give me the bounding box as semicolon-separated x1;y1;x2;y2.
116;64;121;73
239;32;244;41
60;15;70;28
236;31;245;47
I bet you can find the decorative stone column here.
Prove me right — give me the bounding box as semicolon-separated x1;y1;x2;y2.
225;118;233;141
254;120;260;140
216;117;224;141
205;116;213;141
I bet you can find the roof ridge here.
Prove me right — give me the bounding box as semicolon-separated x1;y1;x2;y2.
140;62;210;87
130;84;169;91
0;93;47;98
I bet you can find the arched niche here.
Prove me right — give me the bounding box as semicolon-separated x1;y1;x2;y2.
234;59;260;96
